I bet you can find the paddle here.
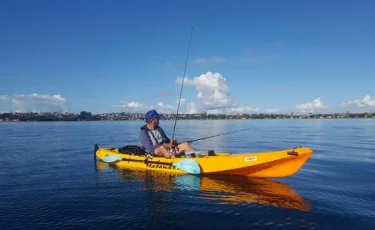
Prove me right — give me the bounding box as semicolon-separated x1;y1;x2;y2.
172;159;201;174
102;155;122;163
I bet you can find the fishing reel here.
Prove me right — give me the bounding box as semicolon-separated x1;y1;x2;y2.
167;138;179;158
168;146;178;159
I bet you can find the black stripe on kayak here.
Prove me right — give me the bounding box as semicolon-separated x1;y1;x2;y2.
117;157;178;170
120;157;174;166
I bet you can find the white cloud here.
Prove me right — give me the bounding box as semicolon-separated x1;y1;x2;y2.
175;72;260;114
176;72;232;111
155;102;175;114
11;93;68;113
186;102;199;114
112;100;178;114
296;97;327;113
0;95;8;102
340;95;375;108
225;106;260;114
111;72;259;115
120;101;143;108
112;100;146;113
192;57;227;65
177;98;186;104
110;72;262;115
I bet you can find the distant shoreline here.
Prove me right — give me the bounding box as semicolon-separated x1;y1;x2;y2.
1;118;375;123
0;111;374;122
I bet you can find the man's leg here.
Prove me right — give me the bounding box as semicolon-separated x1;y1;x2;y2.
154;145;170;158
177;142;195;154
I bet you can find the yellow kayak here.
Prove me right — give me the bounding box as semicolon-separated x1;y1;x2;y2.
94;144;313;178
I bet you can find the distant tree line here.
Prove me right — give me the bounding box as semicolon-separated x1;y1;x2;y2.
0;111;102;121
0;111;374;122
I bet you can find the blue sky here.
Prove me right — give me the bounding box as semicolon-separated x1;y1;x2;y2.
1;0;374;114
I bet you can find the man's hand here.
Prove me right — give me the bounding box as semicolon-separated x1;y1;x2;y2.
163;138;178;149
171;138;178;146
163;142;172;149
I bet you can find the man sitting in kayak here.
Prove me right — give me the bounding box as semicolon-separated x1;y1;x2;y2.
139;109;195;158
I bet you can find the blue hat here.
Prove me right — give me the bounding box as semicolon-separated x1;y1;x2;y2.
145;109;163;122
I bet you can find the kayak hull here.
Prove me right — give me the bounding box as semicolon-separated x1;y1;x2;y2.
94;144;313;178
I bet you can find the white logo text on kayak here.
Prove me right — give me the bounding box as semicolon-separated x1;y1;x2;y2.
245;156;257;162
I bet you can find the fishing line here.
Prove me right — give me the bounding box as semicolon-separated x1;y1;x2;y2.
185;128;251;143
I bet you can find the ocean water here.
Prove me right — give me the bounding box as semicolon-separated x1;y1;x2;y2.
0;119;374;229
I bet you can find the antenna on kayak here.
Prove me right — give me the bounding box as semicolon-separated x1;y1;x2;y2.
171;27;194;142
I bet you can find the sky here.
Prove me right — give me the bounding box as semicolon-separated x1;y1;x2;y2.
1;0;375;115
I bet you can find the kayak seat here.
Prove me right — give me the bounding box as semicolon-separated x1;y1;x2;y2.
118;145;147;155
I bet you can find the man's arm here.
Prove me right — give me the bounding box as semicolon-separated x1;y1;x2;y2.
139;130;160;154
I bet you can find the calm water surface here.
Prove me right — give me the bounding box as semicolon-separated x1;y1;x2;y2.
1;119;374;229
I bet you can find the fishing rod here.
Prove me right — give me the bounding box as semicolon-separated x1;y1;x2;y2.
185;128;251;144
171;27;194;142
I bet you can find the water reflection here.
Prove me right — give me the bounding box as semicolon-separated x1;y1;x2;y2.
95;161;312;212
